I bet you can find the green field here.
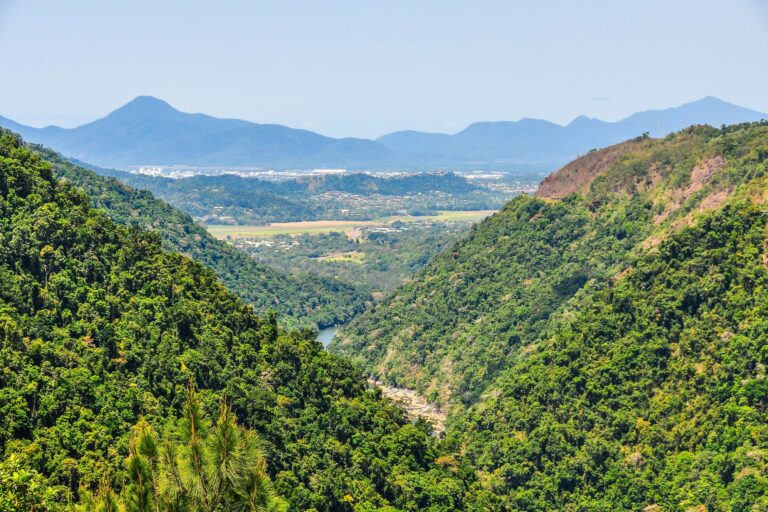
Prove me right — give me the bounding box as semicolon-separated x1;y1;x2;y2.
207;210;496;239
317;251;366;263
383;210;497;223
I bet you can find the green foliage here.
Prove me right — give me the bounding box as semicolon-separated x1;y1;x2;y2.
0;130;467;511
0;454;66;511
449;201;768;510
333;194;653;404
80;388;287;512
32;144;370;329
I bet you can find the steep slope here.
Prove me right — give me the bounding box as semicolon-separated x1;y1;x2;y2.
334;122;768;406
0;130;467;510
333;192;654;405
451;200;768;510
336;121;768;509
27;141;369;329
535;137;650;198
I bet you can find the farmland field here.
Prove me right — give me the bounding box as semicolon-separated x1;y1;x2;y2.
206;210;496;239
207;220;380;239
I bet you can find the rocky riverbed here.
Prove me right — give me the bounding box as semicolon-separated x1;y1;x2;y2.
368;379;447;434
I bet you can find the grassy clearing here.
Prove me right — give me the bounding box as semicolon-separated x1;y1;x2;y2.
383;210;498;223
317;251;366;263
206;210;497;239
207;221;381;239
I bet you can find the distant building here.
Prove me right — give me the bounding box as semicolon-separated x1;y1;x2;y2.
137;166;164;176
312;168;346;175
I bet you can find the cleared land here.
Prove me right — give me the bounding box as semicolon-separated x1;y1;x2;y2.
317;251;366;263
385;210;497;223
207;210;496;239
207;220;379;238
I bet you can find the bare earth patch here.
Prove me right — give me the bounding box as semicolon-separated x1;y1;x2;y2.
369;379;447;434
536;140;646;199
654;155;727;224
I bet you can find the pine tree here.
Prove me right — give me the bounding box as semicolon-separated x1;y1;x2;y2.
84;386;286;512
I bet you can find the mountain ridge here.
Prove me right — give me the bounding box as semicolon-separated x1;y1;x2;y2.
2;95;765;170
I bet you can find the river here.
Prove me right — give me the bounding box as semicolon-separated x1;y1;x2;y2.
316;327;445;433
317;325;340;347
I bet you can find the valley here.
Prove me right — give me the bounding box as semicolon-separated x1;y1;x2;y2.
2;4;766;510
206;210;497;238
209;211;498;294
106;164;535;305
2;120;768;511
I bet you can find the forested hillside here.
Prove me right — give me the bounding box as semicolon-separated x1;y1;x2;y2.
5;121;768;510
333;194;653;405
0;131;468;510
333;123;768;406
334;122;768;508
28;142;369;329
450;201;768;510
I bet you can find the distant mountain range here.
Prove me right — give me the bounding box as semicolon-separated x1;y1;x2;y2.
1;95;765;171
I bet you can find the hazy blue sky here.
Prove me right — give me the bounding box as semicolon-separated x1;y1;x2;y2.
0;0;766;138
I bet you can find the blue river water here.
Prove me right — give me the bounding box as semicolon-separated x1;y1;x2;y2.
316;325;340;347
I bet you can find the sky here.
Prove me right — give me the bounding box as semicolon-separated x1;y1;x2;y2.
0;0;766;138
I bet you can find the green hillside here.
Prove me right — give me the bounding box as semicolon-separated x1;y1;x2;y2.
0;131;466;510
333;123;768;406
29;143;369;329
5;121;768;510
333;193;653;405
333;122;768;509
450;200;768;510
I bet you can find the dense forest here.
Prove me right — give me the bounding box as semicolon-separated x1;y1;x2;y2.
447;199;768;510
334;122;768;509
333;123;768;405
0;131;470;511
4;121;768;510
333;193;653;405
31;144;369;329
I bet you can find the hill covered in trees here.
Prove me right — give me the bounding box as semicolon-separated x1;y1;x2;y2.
28;142;370;329
333;122;768;509
5;121;768;510
0;131;468;510
334;123;768;404
114;170;494;224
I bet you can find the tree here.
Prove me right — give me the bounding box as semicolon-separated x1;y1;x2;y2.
85;386;287;512
0;454;65;512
